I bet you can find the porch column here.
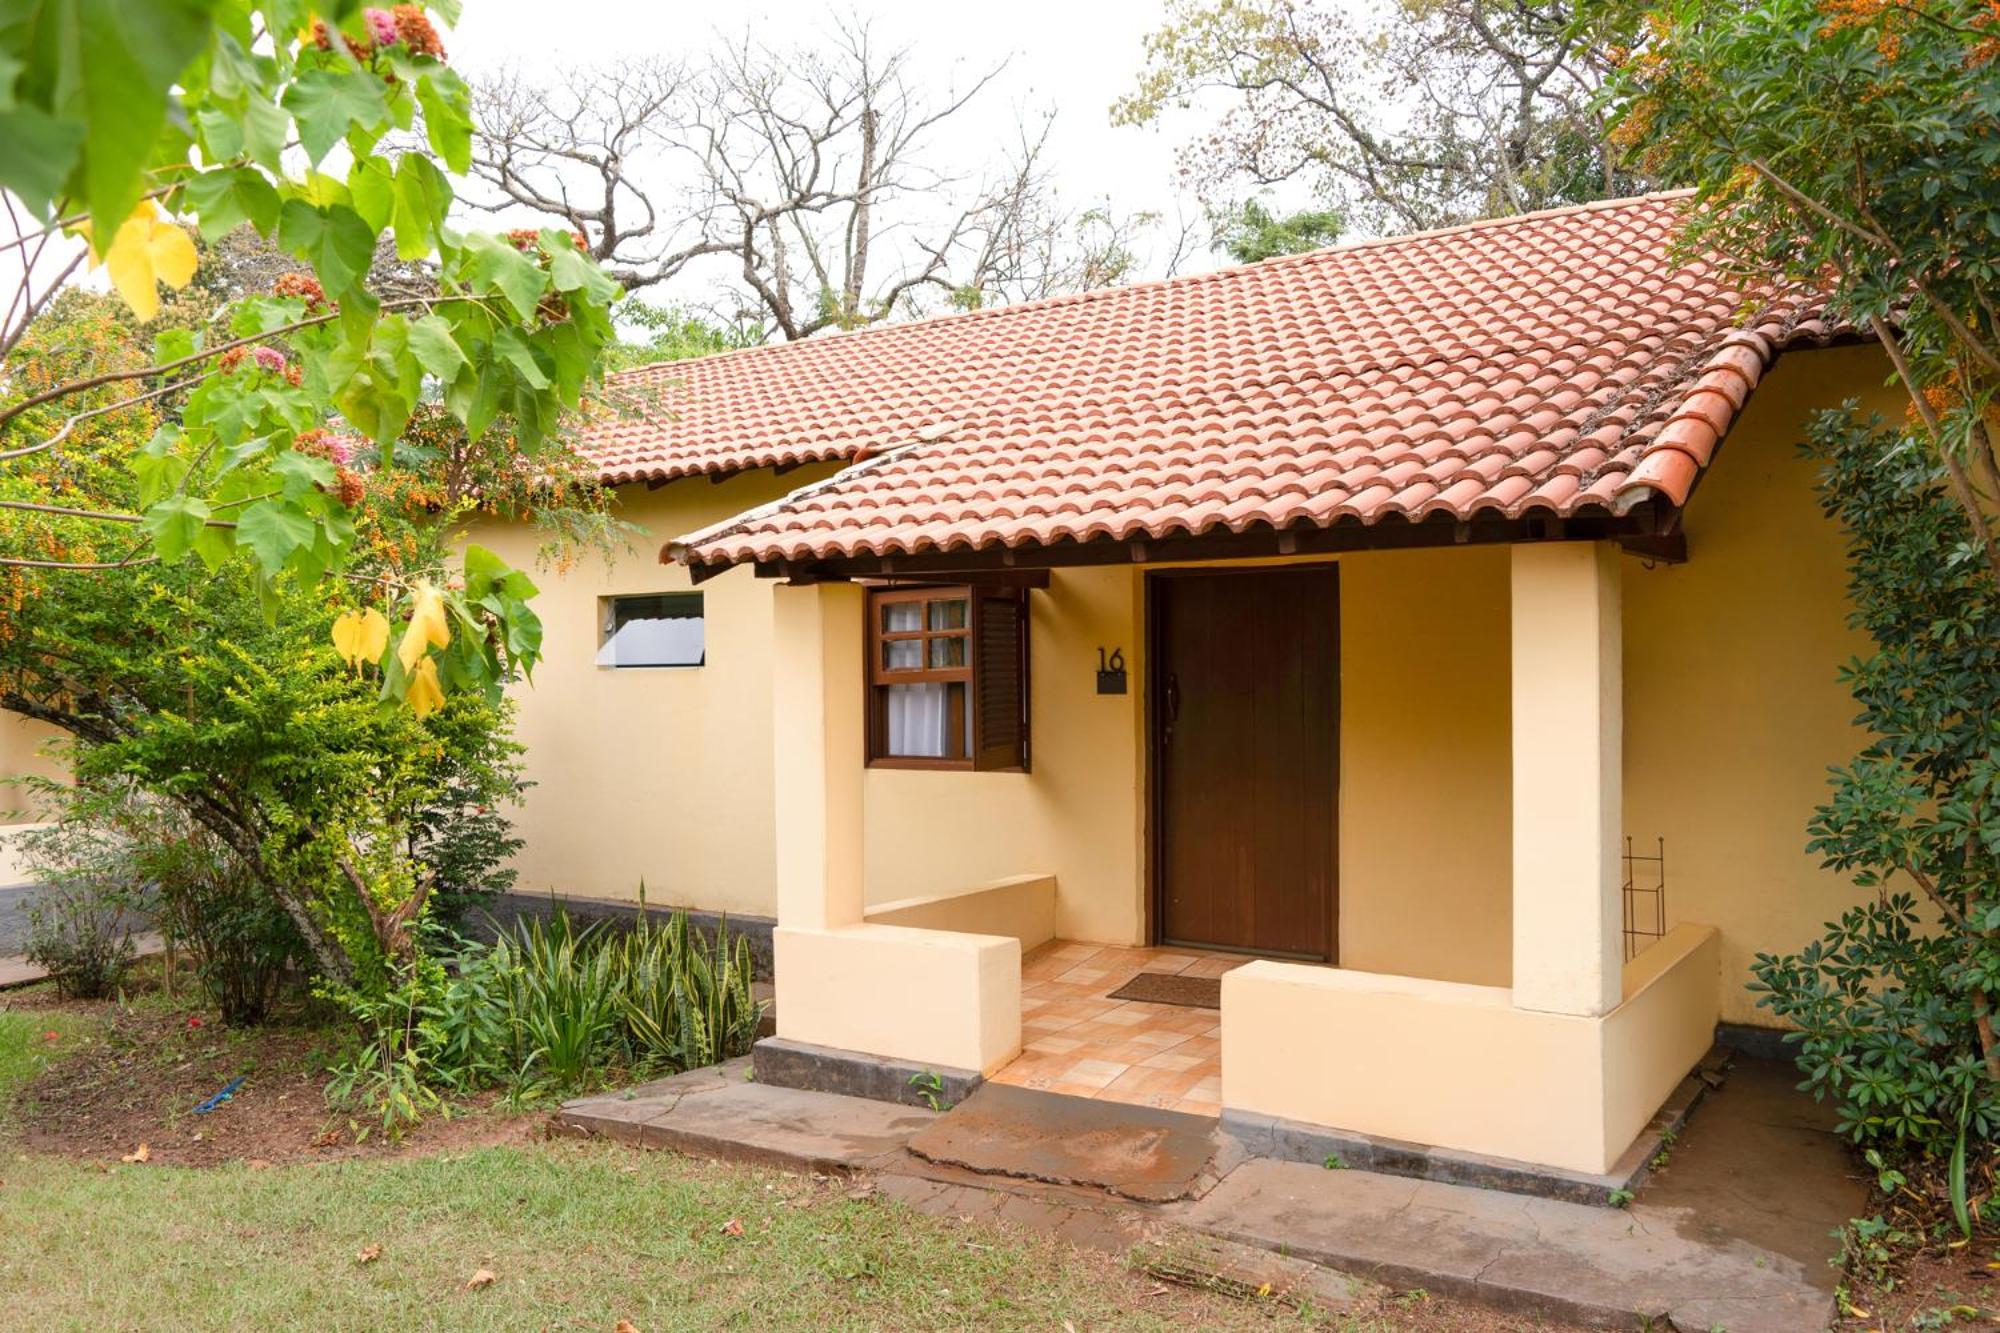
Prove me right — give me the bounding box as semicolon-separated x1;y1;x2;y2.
771;579;865;930
1510;541;1623;1017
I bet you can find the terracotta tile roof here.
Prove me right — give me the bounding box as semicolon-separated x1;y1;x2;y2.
630;192;1839;570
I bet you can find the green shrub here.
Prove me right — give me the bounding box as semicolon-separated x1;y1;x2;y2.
137;822;301;1027
12;792;146;1000
1749;410;2000;1155
476;906;763;1096
328;903;764;1130
13;778;302;1023
21;881;139;1000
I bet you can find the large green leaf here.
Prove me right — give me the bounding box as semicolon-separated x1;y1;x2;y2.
181;166;280;239
276;199;375;295
233;499;316;573
391;154;450;260
142;493;212;562
282;67;389;164
27;0;213;240
461;232;547;321
0;104;83;214
415;66;471;173
408;313;468;381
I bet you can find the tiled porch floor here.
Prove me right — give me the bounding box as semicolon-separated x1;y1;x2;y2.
990;940;1251;1117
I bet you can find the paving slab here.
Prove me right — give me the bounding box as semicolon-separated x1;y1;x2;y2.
906;1081;1221;1203
558;1071;935;1175
1174;1158;1833;1331
1638;1054;1863;1279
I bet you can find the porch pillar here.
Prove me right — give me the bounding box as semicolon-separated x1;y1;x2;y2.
1509;541;1623;1017
771;580;865;930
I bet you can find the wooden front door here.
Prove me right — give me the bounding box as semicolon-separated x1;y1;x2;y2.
1151;567;1339;961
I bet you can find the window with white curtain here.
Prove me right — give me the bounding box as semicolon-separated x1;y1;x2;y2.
596;592;705;668
866;584;1029;770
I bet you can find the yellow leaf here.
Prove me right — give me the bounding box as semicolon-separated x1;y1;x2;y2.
331;608;390;672
96;201;198;322
120;1143;150;1164
408;655;444;718
396;581;451;673
464;1267;497;1291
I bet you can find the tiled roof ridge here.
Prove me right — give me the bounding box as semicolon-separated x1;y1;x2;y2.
606;189;1703;394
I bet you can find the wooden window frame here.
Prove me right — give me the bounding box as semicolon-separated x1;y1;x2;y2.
865;583;1030;772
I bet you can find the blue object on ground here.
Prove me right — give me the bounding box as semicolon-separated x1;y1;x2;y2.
193;1077;246;1114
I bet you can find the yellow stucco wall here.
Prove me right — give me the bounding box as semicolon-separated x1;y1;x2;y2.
467;464;840;915
0;711;65;823
1624;343;1895;1024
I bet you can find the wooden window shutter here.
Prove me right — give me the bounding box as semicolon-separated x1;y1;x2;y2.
971;588;1029;771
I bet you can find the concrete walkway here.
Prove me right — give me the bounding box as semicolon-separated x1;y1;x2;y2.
558;1052;1855;1330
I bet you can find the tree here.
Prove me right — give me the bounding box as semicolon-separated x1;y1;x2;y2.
1115;0;1644;234
0;280;610;989
1212;197;1345;263
466;22;1169;339
1597;0;2000;1136
0;2;621;712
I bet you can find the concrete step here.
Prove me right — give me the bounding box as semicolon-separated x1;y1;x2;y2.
554;1057;936;1175
905;1081;1228;1203
1171;1158;1835;1331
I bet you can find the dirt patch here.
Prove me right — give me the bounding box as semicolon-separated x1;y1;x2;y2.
1837;1242;2000;1327
7;992;539;1168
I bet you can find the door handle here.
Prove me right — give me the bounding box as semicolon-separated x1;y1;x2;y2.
1162;672;1181;745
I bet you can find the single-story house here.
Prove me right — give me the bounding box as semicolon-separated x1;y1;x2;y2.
0;189;1891;1182
608;190;1886;1180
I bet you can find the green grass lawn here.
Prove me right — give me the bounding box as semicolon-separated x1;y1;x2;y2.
0;1008;1345;1331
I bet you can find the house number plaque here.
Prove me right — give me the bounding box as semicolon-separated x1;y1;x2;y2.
1096;646;1128;695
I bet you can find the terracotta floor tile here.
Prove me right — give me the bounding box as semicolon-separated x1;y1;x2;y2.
1127;1029;1189;1051
998;940;1263;1112
1138;1050;1205;1073
1025;1035;1084;1056
1062;1059;1128;1090
1174;1098;1222;1118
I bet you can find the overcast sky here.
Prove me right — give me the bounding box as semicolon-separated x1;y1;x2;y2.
449;0;1224;280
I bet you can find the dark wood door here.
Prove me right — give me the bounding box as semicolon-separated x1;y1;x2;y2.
1152;568;1338;960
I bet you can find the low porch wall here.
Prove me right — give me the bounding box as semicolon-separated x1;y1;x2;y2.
862;874;1057;952
772;923;1022;1075
1220;923;1719;1175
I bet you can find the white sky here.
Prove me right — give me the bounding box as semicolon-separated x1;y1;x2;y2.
449;0;1225;282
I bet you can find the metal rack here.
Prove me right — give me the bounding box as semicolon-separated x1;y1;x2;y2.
1622;836;1666;961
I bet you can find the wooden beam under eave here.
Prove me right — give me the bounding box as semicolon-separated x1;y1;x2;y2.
741;511;1660;580
862;569;1052;591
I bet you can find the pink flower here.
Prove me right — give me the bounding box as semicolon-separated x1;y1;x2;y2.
364;7;399;46
251;346;287;374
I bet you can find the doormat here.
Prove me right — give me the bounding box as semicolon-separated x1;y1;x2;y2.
1107;973;1221;1010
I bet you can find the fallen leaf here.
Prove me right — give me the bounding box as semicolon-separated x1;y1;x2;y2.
42;1030;59;1042
614;1322;641;1333
720;1218;745;1237
356;1244;382;1265
464;1268;497;1291
120;1144;150;1164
